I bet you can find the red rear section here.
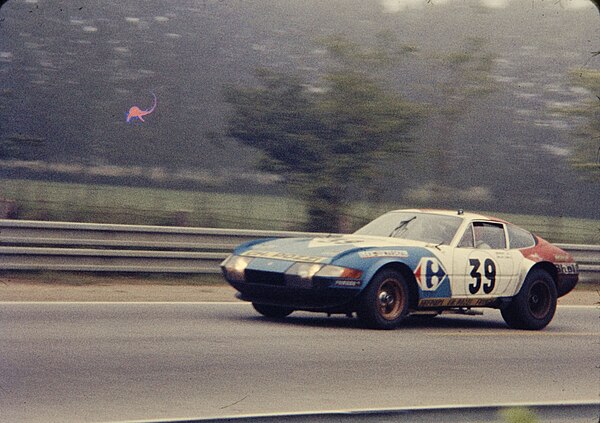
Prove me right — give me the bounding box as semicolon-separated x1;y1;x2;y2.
520;236;578;297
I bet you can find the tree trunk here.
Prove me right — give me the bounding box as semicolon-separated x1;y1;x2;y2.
304;186;343;233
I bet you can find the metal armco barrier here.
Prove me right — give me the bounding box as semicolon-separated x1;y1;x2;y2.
0;220;323;274
0;219;598;283
555;243;600;284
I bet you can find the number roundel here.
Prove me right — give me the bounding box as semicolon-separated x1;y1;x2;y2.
469;258;496;294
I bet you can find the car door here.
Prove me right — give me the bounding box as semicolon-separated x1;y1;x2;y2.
451;221;519;297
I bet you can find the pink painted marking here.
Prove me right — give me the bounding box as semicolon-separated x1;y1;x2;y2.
126;92;157;123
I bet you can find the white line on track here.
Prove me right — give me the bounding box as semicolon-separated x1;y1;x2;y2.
0;301;251;305
558;304;599;309
110;399;600;423
431;331;599;336
0;302;597;308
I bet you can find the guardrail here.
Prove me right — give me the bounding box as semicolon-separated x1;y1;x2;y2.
0;219;598;283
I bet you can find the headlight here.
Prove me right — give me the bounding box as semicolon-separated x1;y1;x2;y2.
284;262;323;288
221;255;252;282
315;265;362;279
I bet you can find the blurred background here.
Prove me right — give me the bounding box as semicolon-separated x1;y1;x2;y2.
0;0;598;243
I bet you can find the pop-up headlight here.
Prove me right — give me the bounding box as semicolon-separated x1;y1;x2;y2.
221;255;252;282
315;265;362;279
284;262;323;288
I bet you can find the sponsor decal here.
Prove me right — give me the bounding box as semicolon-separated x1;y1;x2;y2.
414;257;449;291
358;250;409;259
526;252;542;262
334;280;361;287
419;298;495;308
494;251;511;260
240;250;328;263
554;254;570;261
555;263;578;275
308;237;365;248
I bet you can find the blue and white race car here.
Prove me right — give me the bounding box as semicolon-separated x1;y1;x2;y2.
221;209;578;330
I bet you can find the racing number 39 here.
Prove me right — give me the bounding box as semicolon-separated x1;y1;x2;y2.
469;258;496;294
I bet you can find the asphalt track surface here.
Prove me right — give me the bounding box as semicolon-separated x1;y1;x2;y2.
0;302;598;422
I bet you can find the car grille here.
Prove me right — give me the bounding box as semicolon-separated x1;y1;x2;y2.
244;269;285;286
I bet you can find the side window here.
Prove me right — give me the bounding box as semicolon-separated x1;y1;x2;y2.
473;222;506;249
507;224;536;249
458;226;474;248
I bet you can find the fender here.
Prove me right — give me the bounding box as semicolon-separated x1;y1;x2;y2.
232;238;280;254
355;248;451;300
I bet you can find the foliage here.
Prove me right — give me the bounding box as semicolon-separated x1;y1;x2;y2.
416;37;497;186
432;37;497;122
563;68;600;180
318;32;418;69
0;134;46;161
224;38;423;231
500;407;538;423
2;178;598;244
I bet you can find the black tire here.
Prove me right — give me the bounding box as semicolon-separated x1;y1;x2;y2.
501;269;557;330
357;269;410;330
252;303;294;318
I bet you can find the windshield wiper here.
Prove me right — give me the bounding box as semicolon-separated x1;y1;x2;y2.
389;216;416;238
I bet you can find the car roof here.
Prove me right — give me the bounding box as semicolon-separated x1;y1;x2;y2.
389;208;505;223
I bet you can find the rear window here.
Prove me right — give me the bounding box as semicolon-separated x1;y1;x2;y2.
473;222;506;249
507;224;536;249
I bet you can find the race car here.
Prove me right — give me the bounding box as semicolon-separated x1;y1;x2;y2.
221;209;578;330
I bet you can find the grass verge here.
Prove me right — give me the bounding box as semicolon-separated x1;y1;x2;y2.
1;178;598;243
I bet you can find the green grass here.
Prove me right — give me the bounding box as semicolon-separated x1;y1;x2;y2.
483;211;600;245
0;178;598;244
0;178;306;230
500;407;538;423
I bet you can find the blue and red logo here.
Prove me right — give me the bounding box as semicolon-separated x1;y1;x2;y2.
414;257;449;293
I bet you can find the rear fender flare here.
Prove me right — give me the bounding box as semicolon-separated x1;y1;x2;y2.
520;261;559;294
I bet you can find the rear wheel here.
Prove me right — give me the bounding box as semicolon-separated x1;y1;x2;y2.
252;303;294;318
501;269;557;330
357;269;410;329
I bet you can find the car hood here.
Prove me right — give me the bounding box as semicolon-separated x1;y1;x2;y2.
235;234;431;264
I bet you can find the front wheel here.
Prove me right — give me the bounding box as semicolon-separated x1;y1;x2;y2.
357;269;410;330
501;269;557;330
252;303;294;318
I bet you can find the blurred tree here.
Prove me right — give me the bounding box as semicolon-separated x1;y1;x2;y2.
558;69;600;181
224;39;423;232
423;37;497;188
0;133;45;161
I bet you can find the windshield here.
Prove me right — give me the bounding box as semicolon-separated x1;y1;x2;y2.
354;212;463;245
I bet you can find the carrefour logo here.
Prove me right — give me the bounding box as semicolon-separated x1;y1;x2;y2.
414;258;448;291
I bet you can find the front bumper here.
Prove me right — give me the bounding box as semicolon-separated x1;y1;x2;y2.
221;255;364;311
226;275;363;312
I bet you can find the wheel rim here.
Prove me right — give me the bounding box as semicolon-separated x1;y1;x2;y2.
377;278;406;321
528;280;551;319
